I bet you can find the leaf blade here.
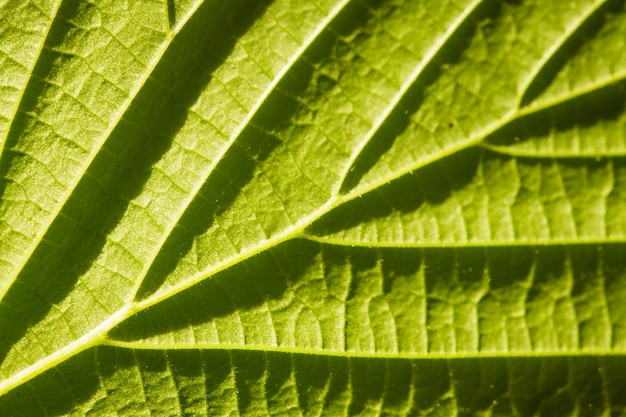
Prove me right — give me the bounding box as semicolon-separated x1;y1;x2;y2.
1;0;626;414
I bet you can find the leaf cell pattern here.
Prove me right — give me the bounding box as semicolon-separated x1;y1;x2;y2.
1;0;626;415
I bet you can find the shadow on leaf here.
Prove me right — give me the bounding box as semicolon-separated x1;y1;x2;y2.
134;0;398;299
2;347;626;416
520;0;625;107
340;0;506;193
0;0;275;364
310;147;482;239
486;78;626;150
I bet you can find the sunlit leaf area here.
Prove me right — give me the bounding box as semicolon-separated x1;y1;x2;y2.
1;0;626;415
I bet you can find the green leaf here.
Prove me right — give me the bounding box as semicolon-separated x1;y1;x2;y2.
1;0;625;415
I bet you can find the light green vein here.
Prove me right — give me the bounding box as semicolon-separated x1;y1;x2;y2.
301;234;626;248
129;0;353;300
334;0;484;196
0;0;64;158
103;339;626;358
0;0;622;401
0;0;357;396
0;0;204;303
132;0;618;322
515;0;608;109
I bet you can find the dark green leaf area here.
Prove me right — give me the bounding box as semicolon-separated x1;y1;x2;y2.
111;240;626;356
1;347;625;417
311;149;626;245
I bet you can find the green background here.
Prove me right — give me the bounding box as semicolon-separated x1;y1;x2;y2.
1;0;626;414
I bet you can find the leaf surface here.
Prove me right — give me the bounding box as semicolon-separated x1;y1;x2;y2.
1;0;626;415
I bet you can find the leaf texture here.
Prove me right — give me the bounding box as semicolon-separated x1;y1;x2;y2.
1;0;626;415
